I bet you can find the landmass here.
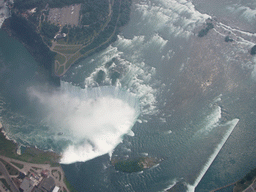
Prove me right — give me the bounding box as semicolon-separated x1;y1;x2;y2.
111;156;162;173
0;123;76;192
197;19;214;37
251;45;256;55
2;0;132;82
0;0;133;190
233;168;256;192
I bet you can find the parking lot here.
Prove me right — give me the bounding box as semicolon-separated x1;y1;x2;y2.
48;4;81;27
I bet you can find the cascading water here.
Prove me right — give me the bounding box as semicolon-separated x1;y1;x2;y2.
28;81;140;164
1;0;256;191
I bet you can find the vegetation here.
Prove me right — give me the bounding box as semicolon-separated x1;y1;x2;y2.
0;159;19;175
10;161;24;169
0;179;10;191
41;21;59;39
55;53;66;65
6;13;60;85
117;0;132;26
0;130;61;164
63;177;78;192
198;22;214;37
234;168;256;192
10;0;133;76
9;14;56;71
114;158;144;173
112;156;161;173
251;45;256;55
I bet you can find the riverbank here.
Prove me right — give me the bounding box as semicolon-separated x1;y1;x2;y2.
0;155;70;192
0;122;60;166
0;122;78;191
2;16;60;87
2;0;132;78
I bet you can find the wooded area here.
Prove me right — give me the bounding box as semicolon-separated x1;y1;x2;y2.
11;0;132;77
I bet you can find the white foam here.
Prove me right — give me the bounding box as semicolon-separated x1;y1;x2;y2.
186;183;195;192
28;82;140;164
0;1;10;28
195;106;222;136
83;38;159;116
227;4;256;22
137;119;142;123
163;178;178;191
135;0;210;39
190;118;239;191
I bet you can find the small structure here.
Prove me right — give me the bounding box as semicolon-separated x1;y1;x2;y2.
52;186;60;192
18;172;26;180
34;177;55;192
41;169;49;178
19;177;35;192
28;8;37;14
54;32;66;40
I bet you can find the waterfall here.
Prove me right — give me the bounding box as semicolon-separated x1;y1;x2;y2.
28;81;140;164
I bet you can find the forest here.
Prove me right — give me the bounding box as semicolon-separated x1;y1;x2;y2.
9;14;56;72
10;0;132;77
79;0;131;53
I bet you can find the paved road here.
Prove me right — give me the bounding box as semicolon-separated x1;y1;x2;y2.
243;179;256;192
0;161;19;192
0;155;70;192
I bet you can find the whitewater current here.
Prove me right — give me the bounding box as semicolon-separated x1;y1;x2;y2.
1;0;256;191
0;0;11;28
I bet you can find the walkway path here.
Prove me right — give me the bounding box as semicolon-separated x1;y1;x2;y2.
52;0;121;76
242;179;256;192
210;182;236;192
0;161;19;192
0;155;70;192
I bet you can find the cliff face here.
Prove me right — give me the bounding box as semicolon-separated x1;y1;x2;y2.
2;14;60;86
2;0;132;82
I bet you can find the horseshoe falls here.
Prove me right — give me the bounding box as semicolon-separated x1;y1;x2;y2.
28;83;140;164
1;0;256;191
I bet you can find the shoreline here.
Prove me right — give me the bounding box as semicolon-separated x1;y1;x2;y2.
1;17;60;87
0;155;71;192
0;121;61;165
0;121;76;191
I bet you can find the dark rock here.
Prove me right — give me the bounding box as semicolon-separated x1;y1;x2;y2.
225;36;233;42
95;70;106;84
110;71;120;85
198;22;214;37
250;45;256;55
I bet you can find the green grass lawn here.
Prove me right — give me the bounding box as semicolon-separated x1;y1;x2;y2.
55;53;66;65
11;161;24;169
0;131;61;165
0;159;19;175
54;45;81;54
